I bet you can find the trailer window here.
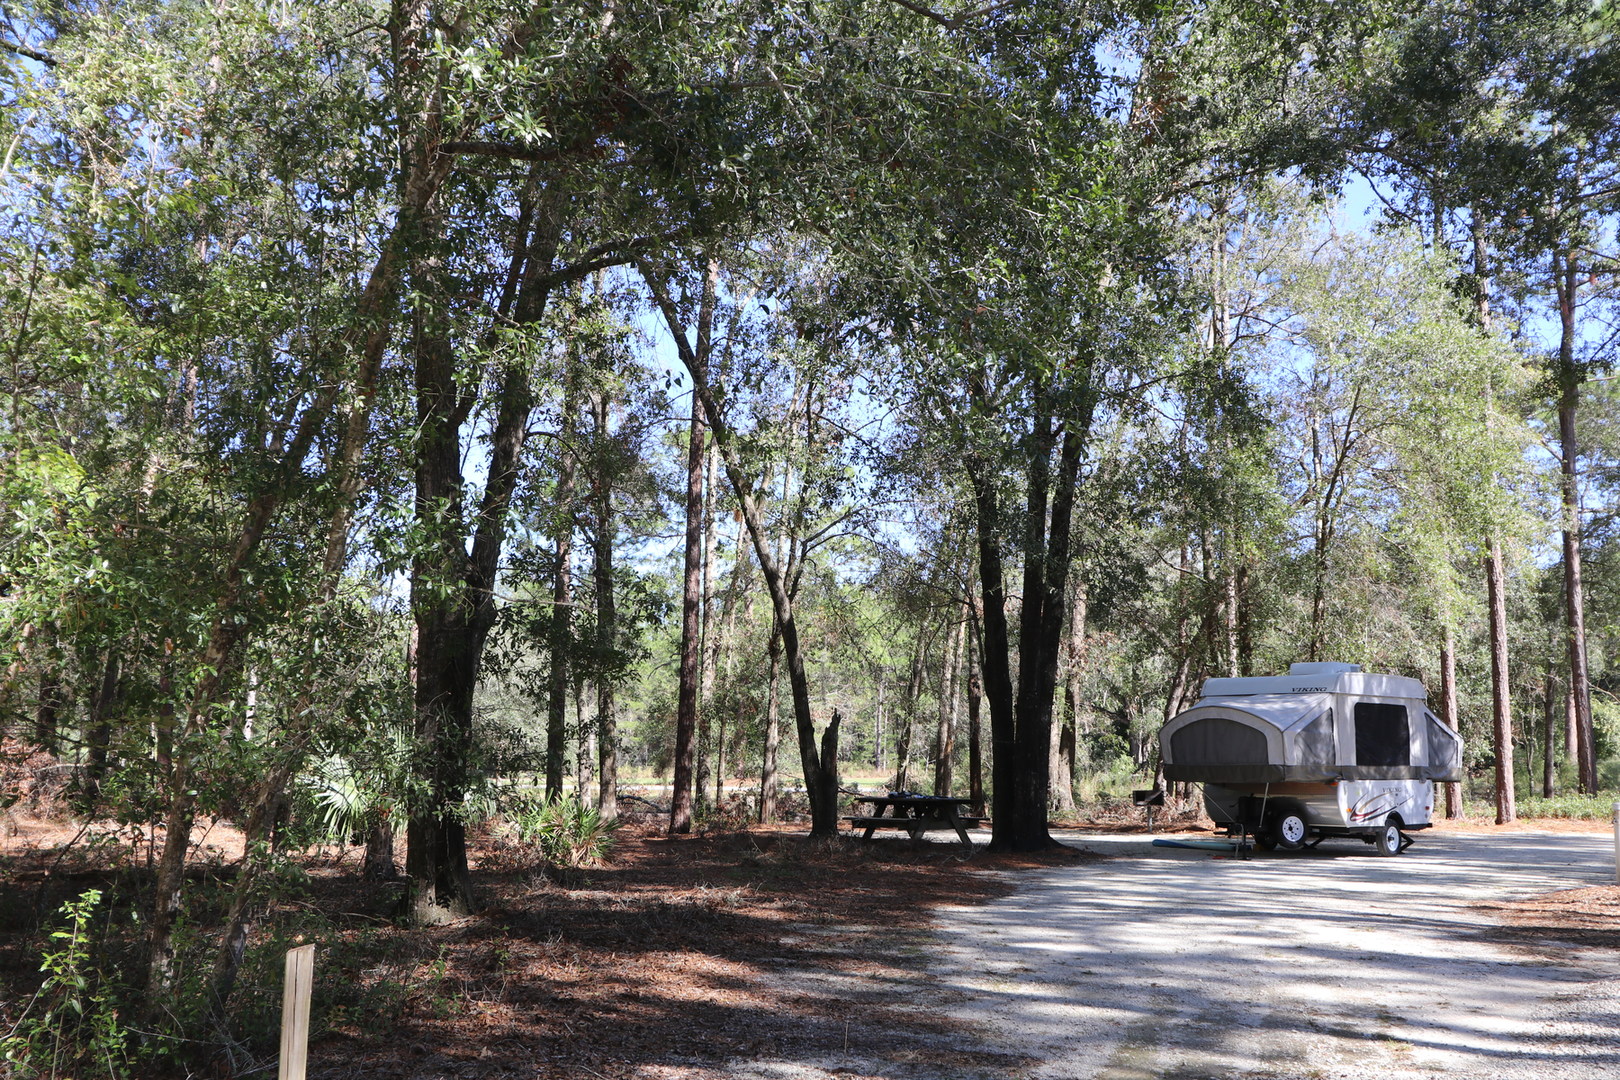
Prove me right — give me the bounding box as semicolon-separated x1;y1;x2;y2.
1298;710;1334;765
1354;702;1409;767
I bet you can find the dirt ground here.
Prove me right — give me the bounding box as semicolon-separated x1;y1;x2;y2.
1;808;1616;1079
0;811;1071;1078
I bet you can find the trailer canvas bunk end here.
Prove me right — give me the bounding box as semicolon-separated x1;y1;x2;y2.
1158;662;1463;855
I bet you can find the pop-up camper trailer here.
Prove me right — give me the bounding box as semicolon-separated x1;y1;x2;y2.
1158;662;1463;855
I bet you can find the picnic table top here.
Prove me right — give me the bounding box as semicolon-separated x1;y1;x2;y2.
850;792;976;806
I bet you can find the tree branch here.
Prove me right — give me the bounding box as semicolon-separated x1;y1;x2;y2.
441;140;566;162
2;38;57;67
885;0;1022;29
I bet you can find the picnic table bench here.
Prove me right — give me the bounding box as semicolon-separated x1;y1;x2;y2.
845;792;984;848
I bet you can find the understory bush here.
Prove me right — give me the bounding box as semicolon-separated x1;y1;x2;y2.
1513;792;1620;819
1;890;129;1080
511;796;620;867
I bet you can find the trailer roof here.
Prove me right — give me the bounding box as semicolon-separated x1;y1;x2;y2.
1194;692;1333;732
1199;668;1427;702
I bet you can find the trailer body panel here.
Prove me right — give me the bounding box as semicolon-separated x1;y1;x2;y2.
1160;663;1460;848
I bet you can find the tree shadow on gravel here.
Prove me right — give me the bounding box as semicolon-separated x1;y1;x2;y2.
0;822;1080;1080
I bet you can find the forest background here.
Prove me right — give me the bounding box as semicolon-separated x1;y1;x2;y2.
3;0;1620;1074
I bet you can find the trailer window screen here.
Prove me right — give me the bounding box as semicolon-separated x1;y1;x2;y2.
1354;703;1409;767
1170;717;1268;765
1298;710;1334;765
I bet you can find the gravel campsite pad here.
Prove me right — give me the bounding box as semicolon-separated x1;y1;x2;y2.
731;824;1620;1080
927;827;1620;1079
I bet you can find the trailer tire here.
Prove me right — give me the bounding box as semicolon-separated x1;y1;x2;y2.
1270;806;1308;851
1374;817;1403;857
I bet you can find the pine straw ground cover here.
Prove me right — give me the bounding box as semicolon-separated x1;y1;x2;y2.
1483;884;1620;950
331;827;1079;1079
0;818;1085;1079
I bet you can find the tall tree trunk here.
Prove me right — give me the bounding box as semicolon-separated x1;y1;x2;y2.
1439;625;1461;818
150;56;464;988
959;605;984;816
713;513;749;812
968;369;1090;853
1051;580;1085;818
1543;672;1557;799
696;442;720;815
894;634;926;790
591;390;619;821
1164;546;1194;725
759;621;781;824
1466;228;1514;825
574;674;593;798
405;183;556;918
83;649;120;799
1304;386;1360;662
872;678;885;772
33;625;61;754
1565;678;1578;764
1222;559;1240;679
1485;540;1515;824
1235;563;1253;676
406;313;482;920
670;390;707;834
643;260;841;837
546;386;577;802
967;463;1019;848
1014;422;1086;841
1555;249;1596;792
934;615;962;796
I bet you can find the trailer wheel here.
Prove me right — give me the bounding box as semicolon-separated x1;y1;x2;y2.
1271;807;1308;851
1374;817;1403;857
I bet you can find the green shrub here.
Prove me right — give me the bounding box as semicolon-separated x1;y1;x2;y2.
1514;792;1620;820
1;890;128;1079
511;796;619;867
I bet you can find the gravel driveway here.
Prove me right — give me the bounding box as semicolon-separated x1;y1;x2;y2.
917;827;1620;1080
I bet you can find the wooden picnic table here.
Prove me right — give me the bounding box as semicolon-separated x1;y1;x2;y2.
844;792;984;848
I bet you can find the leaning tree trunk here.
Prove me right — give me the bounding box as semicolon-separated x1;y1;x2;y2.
642;259;841;838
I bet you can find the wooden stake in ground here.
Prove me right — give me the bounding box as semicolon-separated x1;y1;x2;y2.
279;944;315;1080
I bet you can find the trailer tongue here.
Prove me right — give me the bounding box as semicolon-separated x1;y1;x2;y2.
1159;663;1463;855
